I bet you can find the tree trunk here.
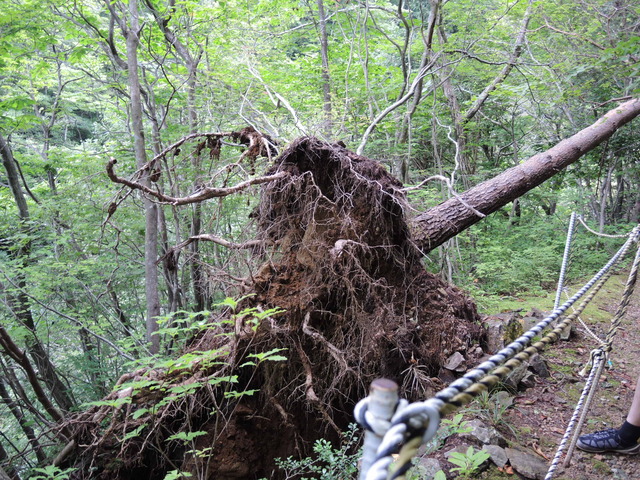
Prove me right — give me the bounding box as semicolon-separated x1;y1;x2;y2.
436;1;533;177
412;98;640;253
125;0;161;354
0;377;46;463
0;442;20;480
316;0;332;138
0;134;76;412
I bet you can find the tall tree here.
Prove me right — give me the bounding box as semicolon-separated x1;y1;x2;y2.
121;0;161;354
0;133;75;412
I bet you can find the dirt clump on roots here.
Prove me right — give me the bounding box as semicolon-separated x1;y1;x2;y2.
63;137;485;480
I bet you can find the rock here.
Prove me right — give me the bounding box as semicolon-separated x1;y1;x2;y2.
504;361;529;390
461;419;506;446
521;316;540;331
443;351;466;371
483;313;524;353
529;354;550;378
505;447;549;480
416;457;442;479
438;367;456;384
611;467;630;479
520;370;537;389
494;390;514;408
560;324;574;341
527;307;545;319
483;444;508;467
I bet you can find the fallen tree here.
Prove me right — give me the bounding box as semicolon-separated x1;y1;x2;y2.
59;99;639;479
413;97;640;252
64;137;484;479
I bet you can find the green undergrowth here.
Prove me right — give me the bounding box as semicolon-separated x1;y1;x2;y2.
476;272;629;325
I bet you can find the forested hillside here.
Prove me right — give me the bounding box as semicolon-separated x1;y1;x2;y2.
0;0;638;479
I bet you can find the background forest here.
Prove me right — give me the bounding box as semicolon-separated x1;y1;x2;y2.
0;0;638;478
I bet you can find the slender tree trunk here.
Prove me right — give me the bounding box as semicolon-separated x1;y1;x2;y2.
0;441;20;480
0;325;65;426
412;98;640;252
0;378;46;463
125;0;160;354
0;134;75;412
436;1;533;177
394;0;440;183
316;0;332;138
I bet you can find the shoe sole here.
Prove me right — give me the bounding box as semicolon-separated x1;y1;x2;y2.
577;441;640;455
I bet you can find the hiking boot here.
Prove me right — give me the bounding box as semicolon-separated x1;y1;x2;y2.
577;428;640;454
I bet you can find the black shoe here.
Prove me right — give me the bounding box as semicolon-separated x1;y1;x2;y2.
577;428;640;454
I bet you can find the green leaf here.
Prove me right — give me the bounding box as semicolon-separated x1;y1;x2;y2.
166;430;208;443
122;423;148;441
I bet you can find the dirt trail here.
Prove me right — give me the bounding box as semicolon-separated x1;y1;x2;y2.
495;271;640;480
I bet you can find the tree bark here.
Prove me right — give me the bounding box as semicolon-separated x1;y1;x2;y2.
412;98;640;253
125;0;161;354
316;0;332;138
0;377;46;463
0;441;20;480
0;325;65;426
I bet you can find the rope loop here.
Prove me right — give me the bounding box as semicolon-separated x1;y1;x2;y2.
355;397;408;436
363;398;442;480
390;398;442;444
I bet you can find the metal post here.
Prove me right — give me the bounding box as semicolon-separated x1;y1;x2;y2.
359;379;399;480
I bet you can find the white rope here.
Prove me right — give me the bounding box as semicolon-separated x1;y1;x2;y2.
578;216;630;238
544;351;606;480
554;212;577;309
562;287;605;345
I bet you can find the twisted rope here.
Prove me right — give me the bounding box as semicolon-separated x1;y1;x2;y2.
544;239;640;478
577;216;631;238
356;224;640;480
544;350;606;479
554;212;577;310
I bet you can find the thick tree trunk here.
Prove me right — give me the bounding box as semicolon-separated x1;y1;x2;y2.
412;98;640;253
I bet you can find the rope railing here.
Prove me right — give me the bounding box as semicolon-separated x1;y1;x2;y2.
544;349;606;479
554;212;577;310
356;223;640;480
577;216;631;238
553;241;640;474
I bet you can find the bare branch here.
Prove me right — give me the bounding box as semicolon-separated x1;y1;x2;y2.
356;53;443;154
536;21;606;50
106;158;287;206
462;0;534;124
171;234;262;253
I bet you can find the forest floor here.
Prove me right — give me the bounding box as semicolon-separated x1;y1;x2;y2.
440;270;640;480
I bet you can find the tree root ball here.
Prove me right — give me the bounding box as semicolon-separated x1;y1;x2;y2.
64;136;485;480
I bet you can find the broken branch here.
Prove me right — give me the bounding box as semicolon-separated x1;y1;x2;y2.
106;158;287;205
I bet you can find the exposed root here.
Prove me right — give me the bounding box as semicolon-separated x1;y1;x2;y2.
63;136;485;480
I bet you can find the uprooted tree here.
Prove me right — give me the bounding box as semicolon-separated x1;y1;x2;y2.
56;99;640;479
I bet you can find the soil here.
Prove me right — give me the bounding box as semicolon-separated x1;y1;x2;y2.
435;271;640;480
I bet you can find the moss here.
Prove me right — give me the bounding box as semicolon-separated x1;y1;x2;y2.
591;459;612;474
477;466;511;479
